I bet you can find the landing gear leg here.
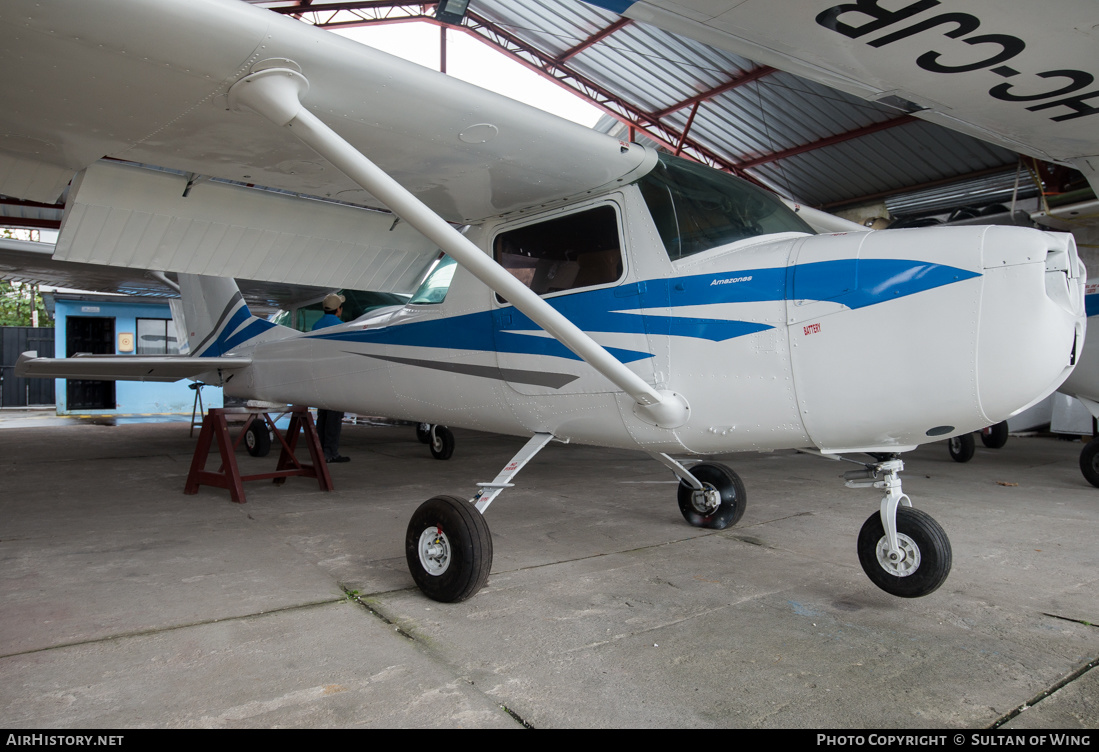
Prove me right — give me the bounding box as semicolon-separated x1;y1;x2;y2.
845;457;952;597
405;432;555;602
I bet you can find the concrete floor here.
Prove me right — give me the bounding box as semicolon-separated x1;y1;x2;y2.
0;415;1096;728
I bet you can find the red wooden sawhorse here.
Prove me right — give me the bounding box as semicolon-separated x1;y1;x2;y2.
184;406;333;503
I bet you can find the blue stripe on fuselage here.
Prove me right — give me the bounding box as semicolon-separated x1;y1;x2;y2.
197;305;251;357
312;258;979;363
220;318;277;352
791;259;980;310
1086;292;1099;318
198;305;277;357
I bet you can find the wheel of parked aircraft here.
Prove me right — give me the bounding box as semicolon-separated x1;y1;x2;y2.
430;426;455;460
244;422;272;457
416;422;432;444
980;421;1009;449
948;433;975;463
856;507;952;598
1078;438;1099;488
405;495;492;603
676;462;746;529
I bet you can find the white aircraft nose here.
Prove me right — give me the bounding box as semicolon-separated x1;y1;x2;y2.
974;227;1085;421
786;225;1084;454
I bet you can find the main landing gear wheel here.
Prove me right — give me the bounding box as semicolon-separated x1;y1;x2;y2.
429;426;455;460
244;422;271;457
405;495;492;603
948;433;975;463
677;463;746;529
981;421;1009;449
1079;438;1099;488
857;507;952;598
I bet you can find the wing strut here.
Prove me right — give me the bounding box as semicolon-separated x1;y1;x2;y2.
227;63;688;428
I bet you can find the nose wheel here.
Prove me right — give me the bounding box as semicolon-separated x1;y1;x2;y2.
857;507;952;597
845;457;952;597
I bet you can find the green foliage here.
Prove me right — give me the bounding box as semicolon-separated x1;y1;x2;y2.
0;228;53;327
0;280;51;327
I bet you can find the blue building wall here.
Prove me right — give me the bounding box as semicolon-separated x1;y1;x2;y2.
53;297;223;415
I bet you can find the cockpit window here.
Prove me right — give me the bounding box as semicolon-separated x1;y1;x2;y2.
493;205;623;299
409;254;457;305
637;153;814;261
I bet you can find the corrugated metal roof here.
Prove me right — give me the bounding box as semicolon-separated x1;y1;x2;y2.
472;0;1020;209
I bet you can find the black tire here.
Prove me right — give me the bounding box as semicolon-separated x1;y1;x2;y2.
948;433;975;463
1079;438;1099;488
980;421;1009;449
677;463;746;529
429;426;455;460
245;422;272;457
405;495;492;602
857;507;952;598
416;423;432;444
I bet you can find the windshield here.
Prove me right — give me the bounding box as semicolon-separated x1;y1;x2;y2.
269;289;410;331
409;254;457;305
637;153;813;261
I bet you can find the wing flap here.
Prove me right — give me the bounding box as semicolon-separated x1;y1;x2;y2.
16;351;250;383
56;161;439;295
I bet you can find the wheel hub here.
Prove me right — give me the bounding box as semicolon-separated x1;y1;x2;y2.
875;533;921;577
417;527;451;576
690;484;721;514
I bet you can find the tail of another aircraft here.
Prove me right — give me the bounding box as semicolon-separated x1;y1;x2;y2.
178;274;288;357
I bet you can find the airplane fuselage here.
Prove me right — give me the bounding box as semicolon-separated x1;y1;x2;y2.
231;175;1084;457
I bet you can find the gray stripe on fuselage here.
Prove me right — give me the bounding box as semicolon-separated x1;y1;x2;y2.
348;352;579;389
193;291;244;356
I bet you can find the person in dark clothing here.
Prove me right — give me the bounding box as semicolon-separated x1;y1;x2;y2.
313;293;349;463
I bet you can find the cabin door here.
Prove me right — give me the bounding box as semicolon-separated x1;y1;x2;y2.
490;202;656;396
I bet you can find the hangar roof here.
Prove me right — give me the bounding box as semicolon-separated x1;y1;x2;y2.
468;0;1021;210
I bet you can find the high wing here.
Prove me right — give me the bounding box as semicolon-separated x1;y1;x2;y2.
596;0;1098;193
15;351;250;383
0;0;650;293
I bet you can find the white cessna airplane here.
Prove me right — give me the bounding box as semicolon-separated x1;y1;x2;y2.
5;0;1088;602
